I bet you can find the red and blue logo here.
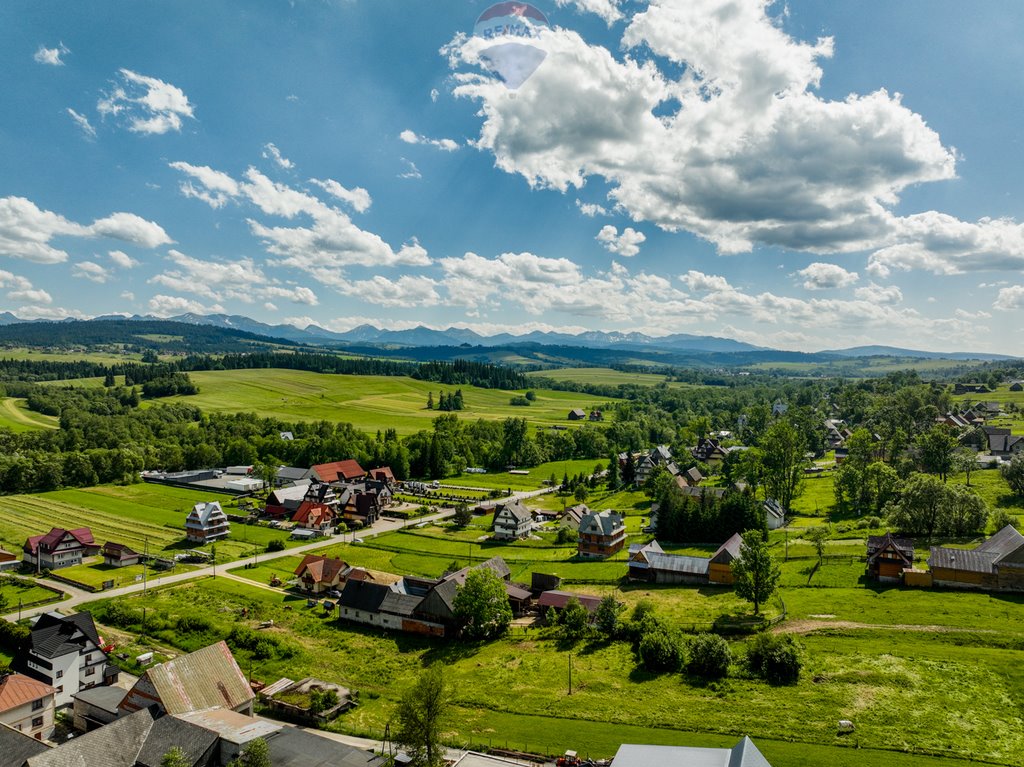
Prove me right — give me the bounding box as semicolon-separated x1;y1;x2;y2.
473;3;550;89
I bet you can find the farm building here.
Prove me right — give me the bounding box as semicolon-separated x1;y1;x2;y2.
577;510;626;558
492;499;534;540
567;408;587;420
100;542;140;568
764;499;786;530
611;737;772;766
928;525;1024;591
264;483;310;518
627;541;710;585
275;465;311;486
866;533;915;581
23;528;98;571
537;590;601;614
184;501;230;544
294;554;349;595
708;533;744;585
562;504;591;530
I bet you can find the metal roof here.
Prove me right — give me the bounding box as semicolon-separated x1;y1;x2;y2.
611;737;771;767
130;641;253;715
646;552;710;576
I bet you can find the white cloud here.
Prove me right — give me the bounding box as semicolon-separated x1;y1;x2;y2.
108;250;139;269
796;262;859;290
150;249;319;306
854;282;903;305
399;130;460;152
0;271;32;291
72;261;110;283
994;285;1024;311
286;94;299;103
340;275;441;308
34;43;69;66
309;178;372;213
7;288;52;305
67;109;96;139
168;161;241;208
88;212;172;248
262;142;294;170
120;291;135;302
596;224;645;257
398;159;422;179
147;294;225;316
98;69;194;135
263;301;278;311
11;305;87;320
430;89;440;103
555;0;623;24
576;199;609;217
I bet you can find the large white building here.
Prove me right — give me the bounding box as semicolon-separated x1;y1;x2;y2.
185;501;230;544
20;612;113;709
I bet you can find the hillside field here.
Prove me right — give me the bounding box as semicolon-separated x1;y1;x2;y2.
0;398;59;432
152;369;615;435
526;366;689;388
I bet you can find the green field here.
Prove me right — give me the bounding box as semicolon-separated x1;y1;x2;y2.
0;347;140;364
445;459;605;491
84;576;1024;767
0;398;59;432
151;369;614;435
526;367;689;388
0;483;296;568
0;575;63;609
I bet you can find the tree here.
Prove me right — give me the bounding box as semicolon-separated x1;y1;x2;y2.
452;503;472;528
161;747;190;767
638;626;684;672
686;633;731;680
731;530;781;615
393;666;449;767
886;473;948;542
804;525;831;566
606;453;619;489
1001;454;1024;496
594;595;624;638
759;419;805;514
917;424;958;481
426;392;434;410
557;597;591;640
452;568;512;640
746;633;802;685
309;687;339;714
228;738;270;767
573;484;589;503
945;485;989;537
953;448;978;487
991;508;1020;532
833;428;876;511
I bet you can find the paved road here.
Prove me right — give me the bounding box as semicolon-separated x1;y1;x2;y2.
3;505;459;622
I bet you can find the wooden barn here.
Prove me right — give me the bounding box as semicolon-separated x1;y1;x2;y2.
708;533;743;585
866;533;915;581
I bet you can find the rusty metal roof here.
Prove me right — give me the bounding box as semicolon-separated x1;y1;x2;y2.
141;641;253;715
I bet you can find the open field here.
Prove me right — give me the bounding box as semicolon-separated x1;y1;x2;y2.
526;367;691;388
951;383;1024;407
0;483;296;568
0;397;59;432
84;576;1024;767
149;369;616;435
0;347;140;364
445;459;605;491
0;575;64;609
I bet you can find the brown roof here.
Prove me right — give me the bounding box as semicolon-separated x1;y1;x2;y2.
312;460;366;483
0;674;55;713
294;554;348;583
369;466;396;483
125;641;253;715
537;590;601;613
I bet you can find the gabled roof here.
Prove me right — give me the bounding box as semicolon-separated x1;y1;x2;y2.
276;466;310;481
579;510;624;537
628;540;664;559
611;736;771;767
25;527;95;555
928;546;998;574
294;555;348;583
267;484;311;506
338;579;392;613
866;532;914;561
27;706;158;767
123;641;253;716
28;612;102;659
494;499;532;525
976;524;1024;560
763;499;785;520
647;552;710;576
134;714;219;767
291;501;334;527
710;533;743;565
187;502;225;527
537;590;601;613
312;460;366;483
369;466;396;483
101;541;138;557
0;722;50;765
0;673;55;713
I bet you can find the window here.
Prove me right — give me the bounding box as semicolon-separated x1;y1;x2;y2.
85;666;95;676
84;654;92;663
31;717;43;729
56;686;63;694
55;670;63;679
31;699;43;711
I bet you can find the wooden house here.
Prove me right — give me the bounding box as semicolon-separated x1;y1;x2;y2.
100;542;140;568
628;541;709;585
294;555;349;595
577;510;626;559
866;533;915;581
311;459;366;483
928;525;1024;591
567;408;587;421
708;533;743;585
492;499;533;540
184;502;229;544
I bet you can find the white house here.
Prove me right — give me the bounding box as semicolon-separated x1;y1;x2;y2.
492;499;533;541
764;498;786;530
21;612;113;709
185;502;230;544
0;673;56;741
22;528;98;571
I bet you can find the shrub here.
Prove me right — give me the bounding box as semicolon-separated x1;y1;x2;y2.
266;539;285;553
687;633;732;680
308;687;339;714
556;526;576;544
991;508;1020;532
509;396;530;406
638;627;685;673
176;615;213;634
100;600;142;628
746;633;802;685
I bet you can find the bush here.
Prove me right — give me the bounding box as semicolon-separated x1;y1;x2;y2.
176;615;213;634
991;508;1020;532
746;633;802;685
687;633;732;680
309;687;339;714
266;539;285;552
556;526;576;544
100;600;142;629
638;627;685;673
509;396;531;406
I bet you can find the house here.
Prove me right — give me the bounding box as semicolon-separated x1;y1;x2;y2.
119;641;255;717
691;437;728;466
492;499;533;540
764;499;786;531
184;502;230;544
0;674;56;741
0;722;50;765
23;528;98;571
588;410;604;421
562;504;590;531
71;685;126;731
685;466;704;485
101;542;140;568
1011;381;1024;392
634;445;675;486
928;525;1024;591
772;401;788;416
611;737;772;767
577;510;626;558
290;501;336;532
866;533;915;581
264;484;311;518
275;466;311;486
536;589;601;614
708;533;744;585
628;541;709;585
310;459;366;483
987;428;1024;457
19;612;114;709
333;483;383;527
294;555;349;595
368;466;397;484
567;408;587;421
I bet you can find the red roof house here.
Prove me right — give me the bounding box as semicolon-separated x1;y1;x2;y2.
311;460;366;483
23;527;98;570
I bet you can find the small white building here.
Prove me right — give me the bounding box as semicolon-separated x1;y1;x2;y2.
764;498;786;530
492;500;533;541
185;502;230;544
0;673;56;741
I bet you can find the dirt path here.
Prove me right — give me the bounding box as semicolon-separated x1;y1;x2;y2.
776;618;997;635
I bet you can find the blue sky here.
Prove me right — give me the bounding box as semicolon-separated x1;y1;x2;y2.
3;0;1024;352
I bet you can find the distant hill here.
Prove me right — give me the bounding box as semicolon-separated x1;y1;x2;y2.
823;345;1014;361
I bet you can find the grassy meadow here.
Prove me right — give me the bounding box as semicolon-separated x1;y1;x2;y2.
0;397;59;432
526;367;691;388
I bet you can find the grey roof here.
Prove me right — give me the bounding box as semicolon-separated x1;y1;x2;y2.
29;612;101;660
629;541;664;557
710;533;743;565
264;726;384;766
494;499;532;525
379;590;422;618
135;715;218;767
0;723;50;766
680;485;728;499
977;524;1024;558
989;433;1024;453
652;445;673;462
276;466;311;481
763;499;785;520
26;707;158;767
646;552;710;576
338;580;392;613
928;546;997;574
611;737;771;767
72;684;127;714
579;510;624;537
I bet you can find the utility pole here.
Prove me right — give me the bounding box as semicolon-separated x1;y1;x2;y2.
212;543;216;579
143;536;148;596
568;653;573;695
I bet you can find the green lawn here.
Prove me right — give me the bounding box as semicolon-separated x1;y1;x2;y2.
83;577;1024;767
0;347;141;364
0;575;63;609
0;398;59;432
147;368;617;436
526;367;693;388
445;459;606;491
0;483;296;564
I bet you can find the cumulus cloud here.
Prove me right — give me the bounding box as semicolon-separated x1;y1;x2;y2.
854;282;903;305
150;249;319;306
576;199;609;217
995;285;1024;311
72;261;110;283
309;178;372;214
0;196;170;263
399;129;460;152
339;275;441;308
0;271;32;292
168;162;241;208
262;142;294;170
443;0;995;264
67;109;96;139
797;262;859;290
7;288;53;305
34;43;69;66
596;224;645;257
555;0;624;24
108;250;139;269
148;294;225;316
98;69;194;134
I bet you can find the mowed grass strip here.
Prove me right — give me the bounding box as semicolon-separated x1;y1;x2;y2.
151;369;615;435
0;398;59;432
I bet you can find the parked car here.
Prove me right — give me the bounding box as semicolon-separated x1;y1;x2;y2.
326;589;342;598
